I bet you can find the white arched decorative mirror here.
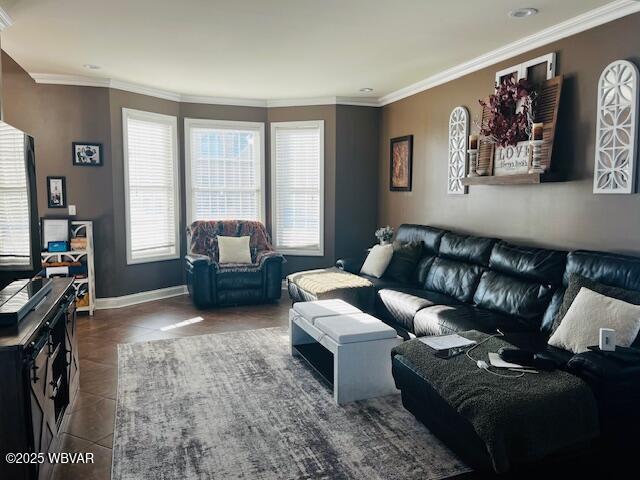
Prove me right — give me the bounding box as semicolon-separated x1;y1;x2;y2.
447;106;469;195
594;60;639;194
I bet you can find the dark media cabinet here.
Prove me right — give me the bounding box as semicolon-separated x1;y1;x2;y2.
0;278;79;480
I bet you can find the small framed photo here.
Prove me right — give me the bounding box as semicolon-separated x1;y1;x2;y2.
47;176;67;208
73;142;103;166
390;135;413;191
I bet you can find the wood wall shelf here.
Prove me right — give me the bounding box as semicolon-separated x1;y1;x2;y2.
462;172;553;186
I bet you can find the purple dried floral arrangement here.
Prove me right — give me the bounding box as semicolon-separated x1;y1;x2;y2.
479;77;537;147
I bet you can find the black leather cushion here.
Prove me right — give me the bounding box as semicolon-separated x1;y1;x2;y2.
216;288;264;304
413;304;533;336
563;250;640;290
472;271;552;326
424;257;483;303
489;241;567;287
391;287;462;306
439;232;496;266
384;241;423;283
216;270;263;289
377;289;432;331
394;224;446;254
415;255;437;285
377;287;461;331
551;274;640;334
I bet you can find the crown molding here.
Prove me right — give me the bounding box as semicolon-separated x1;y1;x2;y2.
378;0;640;106
30;73;378;107
266;96;379;108
0;6;13;31
180;94;266;107
31;73;112;88
110;79;181;101
27;1;640;109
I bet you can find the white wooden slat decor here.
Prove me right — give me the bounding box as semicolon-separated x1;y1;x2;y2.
594;60;639;194
447;106;469;194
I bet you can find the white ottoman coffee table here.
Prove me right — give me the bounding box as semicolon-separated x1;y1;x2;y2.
289;299;402;405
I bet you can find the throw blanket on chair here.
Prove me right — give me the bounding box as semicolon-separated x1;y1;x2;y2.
188;220;283;273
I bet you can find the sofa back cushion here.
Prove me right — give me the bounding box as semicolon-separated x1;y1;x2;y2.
473;271;552;324
395;224;446;253
472;241;566;328
425;258;484;303
563;250;640;291
438;232;497;266
423;233;496;303
490;241;567;287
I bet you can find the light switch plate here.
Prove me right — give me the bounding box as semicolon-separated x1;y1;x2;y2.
68;205;76;216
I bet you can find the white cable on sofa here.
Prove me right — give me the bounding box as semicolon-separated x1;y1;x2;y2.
465;330;525;379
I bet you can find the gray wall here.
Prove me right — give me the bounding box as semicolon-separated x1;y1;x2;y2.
107;89;182;297
2;53;379;296
2;53;117;297
378;13;640;256
335;105;380;259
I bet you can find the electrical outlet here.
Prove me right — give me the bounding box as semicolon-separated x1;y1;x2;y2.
68;205;76;216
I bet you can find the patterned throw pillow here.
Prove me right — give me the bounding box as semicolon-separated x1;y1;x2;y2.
383;241;423;284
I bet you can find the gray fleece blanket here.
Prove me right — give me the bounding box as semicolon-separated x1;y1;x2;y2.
392;331;599;473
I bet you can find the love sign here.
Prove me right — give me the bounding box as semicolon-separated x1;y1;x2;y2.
493;141;531;176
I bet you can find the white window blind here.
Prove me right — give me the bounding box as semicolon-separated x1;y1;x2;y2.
185;119;264;224
0;124;30;267
123;109;180;264
271;120;324;256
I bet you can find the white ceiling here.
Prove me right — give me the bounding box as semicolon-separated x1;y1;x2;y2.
0;0;632;104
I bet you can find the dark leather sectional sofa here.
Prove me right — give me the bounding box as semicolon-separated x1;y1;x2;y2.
336;224;640;472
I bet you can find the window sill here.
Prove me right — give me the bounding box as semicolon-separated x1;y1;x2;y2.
126;253;181;265
276;248;324;257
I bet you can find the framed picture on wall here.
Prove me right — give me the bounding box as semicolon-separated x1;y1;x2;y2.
47;176;67;208
72;142;103;166
390;135;413;191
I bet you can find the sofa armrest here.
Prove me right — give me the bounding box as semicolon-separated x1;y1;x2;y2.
336;254;366;274
566;349;640;436
566;349;640;383
186;253;212;267
185;254;214;307
262;255;284;300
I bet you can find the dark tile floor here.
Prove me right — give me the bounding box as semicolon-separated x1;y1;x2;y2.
52;294;290;480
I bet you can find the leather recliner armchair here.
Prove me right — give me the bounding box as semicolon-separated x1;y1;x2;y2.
185;220;285;308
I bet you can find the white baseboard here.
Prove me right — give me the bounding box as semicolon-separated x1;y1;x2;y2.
95;285;188;310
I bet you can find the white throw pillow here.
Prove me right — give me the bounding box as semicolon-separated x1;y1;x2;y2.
548;287;640;354
360;244;394;278
218;236;252;264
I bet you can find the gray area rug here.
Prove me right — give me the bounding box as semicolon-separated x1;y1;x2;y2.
113;327;470;480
